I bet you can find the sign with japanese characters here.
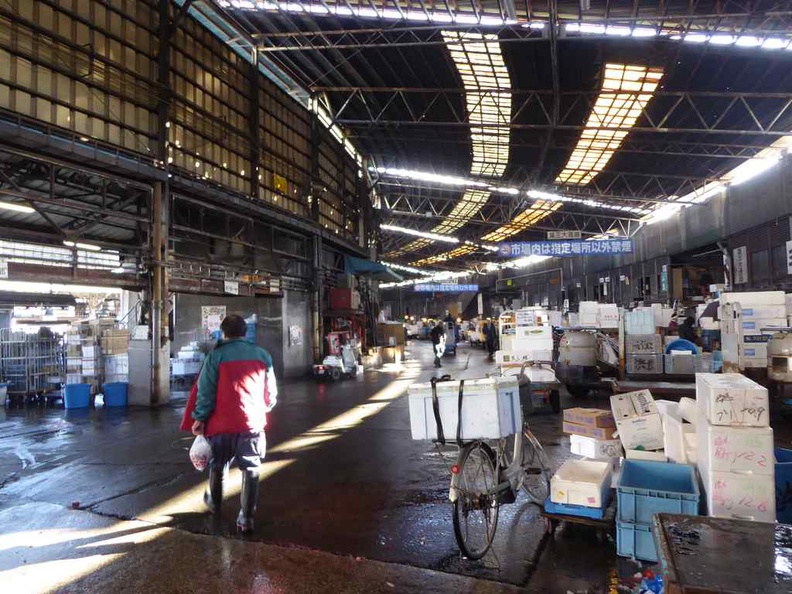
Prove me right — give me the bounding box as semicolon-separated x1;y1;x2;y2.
786;240;792;275
414;284;479;293
547;230;582;240
498;239;633;258
733;246;748;285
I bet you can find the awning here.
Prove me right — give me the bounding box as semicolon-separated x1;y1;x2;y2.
344;256;402;282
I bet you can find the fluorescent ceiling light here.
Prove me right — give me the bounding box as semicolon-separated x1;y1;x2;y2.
374;166;486;187
382;261;423;274
380;224;459;244
631;27;657;38
527;189;648;214
0;201;35;214
735;36;762;47
411;245;476;267
709;34;737;45
606;26;631;37
554;63;664;186
63;241;102;251
762;38;789;49
684;33;709;43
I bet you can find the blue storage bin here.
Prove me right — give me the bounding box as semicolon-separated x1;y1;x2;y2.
616;521;657;562
544;497;610;520
617;460;699;524
776;448;792;524
102;382;128;407
64;383;92;409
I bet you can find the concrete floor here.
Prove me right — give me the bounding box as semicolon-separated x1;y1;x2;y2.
4;341;786;593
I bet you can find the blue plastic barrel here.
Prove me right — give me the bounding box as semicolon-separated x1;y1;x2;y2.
102;382;129;407
64;383;92;409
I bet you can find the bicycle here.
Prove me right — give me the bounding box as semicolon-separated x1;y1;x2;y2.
428;373;552;560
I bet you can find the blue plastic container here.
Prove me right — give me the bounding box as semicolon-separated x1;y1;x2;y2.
776;448;792;524
544;497;610;520
617;460;700;524
103;382;129;407
64;383;92;409
616;521;657;562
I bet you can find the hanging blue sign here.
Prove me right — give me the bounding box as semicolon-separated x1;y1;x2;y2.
414;284;479;293
498;239;634;258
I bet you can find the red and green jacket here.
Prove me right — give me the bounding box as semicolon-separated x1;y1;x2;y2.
180;339;277;437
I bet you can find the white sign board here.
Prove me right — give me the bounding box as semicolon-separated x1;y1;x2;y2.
547;230;582;240
0;258;7;279
223;280;239;295
477;293;483;316
515;309;536;327
787;240;792;275
733;246;748;285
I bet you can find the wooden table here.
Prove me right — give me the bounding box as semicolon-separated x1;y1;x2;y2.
653;513;792;594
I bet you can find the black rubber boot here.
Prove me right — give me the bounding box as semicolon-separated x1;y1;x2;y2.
236;469;259;533
203;465;223;514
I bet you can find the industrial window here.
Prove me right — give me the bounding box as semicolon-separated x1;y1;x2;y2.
751;249;770;282
772;244;788;278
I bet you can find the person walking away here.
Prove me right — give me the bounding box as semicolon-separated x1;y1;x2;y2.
181;314;277;533
485;319;498;360
430;321;446;368
677;316;699;345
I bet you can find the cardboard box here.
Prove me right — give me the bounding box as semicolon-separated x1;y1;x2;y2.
626;354;663;375
570;434;623;459
696;373;769;427
610;390;665;451
563;407;616;428
563;421;617;441
625;334;662;355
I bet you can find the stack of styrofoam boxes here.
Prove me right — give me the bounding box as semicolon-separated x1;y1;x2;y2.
579;302;600;328
104;354;129;383
696;373;775;522
566;407;623;488
171;343;205;376
81;344;100;380
625;333;663;376
720;291;787;369
65;334;82;384
624;309;655;336
510;325;554;361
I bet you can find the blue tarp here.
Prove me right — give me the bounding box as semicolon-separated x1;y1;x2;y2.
344;255;402;282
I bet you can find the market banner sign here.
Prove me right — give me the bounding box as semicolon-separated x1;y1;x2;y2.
547;230;582;240
498;239;634;258
414;284;479;292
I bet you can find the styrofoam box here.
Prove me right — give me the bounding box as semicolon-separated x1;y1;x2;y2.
696;373;769;427
701;470;776;522
550;459;612;508
741;343;768;360
741;318;787;331
172;360;202;376
625;334;662;355
570;434;623;459
599;304;620;328
664;406;697;465
408;377;520;441
82;346;100;358
513;326;553;340
625;449;667;462
697;420;774;475
626;354;663;375
739;305;787;320
721;291;786;306
496;350;553;366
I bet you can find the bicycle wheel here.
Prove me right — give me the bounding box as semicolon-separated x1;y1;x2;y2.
521;428;551;505
452;441;500;560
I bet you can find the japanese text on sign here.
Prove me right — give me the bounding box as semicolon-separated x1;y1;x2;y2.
498;239;633;258
547;230;582;240
414;284;479;293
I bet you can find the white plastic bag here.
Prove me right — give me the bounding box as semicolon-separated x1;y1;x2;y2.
189;435;212;471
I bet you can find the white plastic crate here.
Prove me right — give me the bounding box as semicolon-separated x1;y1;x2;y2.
550;459;612;508
408;377;520;441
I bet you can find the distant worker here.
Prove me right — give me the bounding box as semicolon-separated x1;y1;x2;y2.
678;316;699;345
485;318;498;360
430;321;446;368
181;314;278;533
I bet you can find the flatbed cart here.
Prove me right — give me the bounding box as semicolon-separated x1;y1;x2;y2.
542;498;616;540
501;360;562;414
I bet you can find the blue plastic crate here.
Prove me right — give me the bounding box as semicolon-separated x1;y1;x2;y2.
616;520;657;562
617;460;699;524
777;448;792;524
543;496;611;520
